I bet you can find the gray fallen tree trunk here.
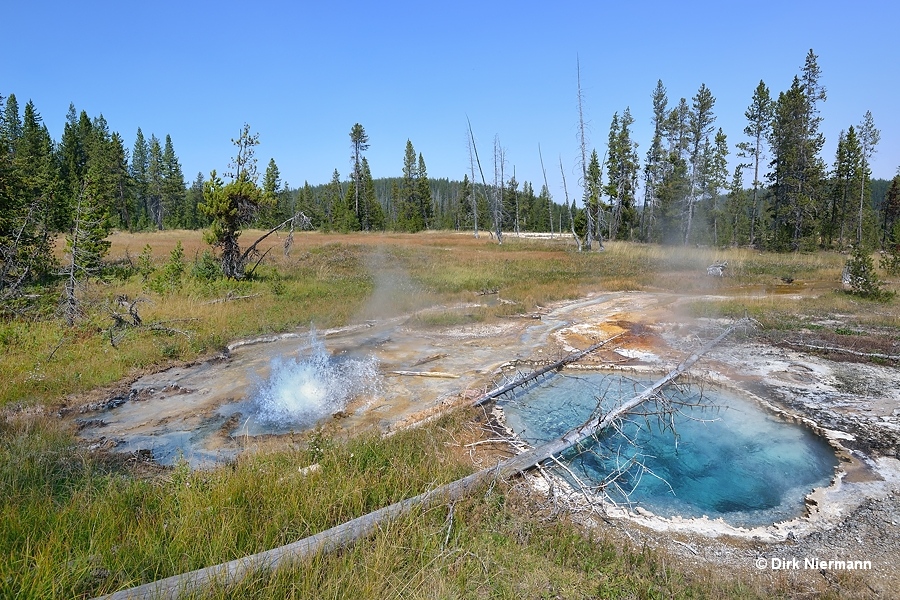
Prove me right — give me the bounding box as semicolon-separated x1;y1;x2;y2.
94;319;748;600
473;333;624;407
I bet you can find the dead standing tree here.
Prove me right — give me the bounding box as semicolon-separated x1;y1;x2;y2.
465;120;480;238
493;136;506;242
538;144;554;238
559;155;584;251
576;56;595;250
466;117;502;244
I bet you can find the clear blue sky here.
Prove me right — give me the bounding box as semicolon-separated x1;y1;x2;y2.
3;0;898;203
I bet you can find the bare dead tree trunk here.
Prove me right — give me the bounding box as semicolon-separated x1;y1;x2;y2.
559;156;582;252
467;118;497;244
576;56;593;250
239;211;312;275
493;136;505;244
467;125;479;238
513;166;520;236
539;144;553;238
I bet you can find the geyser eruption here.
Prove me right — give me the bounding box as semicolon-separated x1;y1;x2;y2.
253;330;379;429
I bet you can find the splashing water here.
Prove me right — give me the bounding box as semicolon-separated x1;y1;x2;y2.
253;330;379;430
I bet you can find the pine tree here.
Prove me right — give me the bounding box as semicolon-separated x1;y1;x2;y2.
881;175;900;249
323;169;344;231
828;128;862;248
767;55;827;252
57;106;93;231
1;98;57;307
417;153;433;229
1;94;22;153
856;111;880;246
398;140;424;232
683;84;717;245
641;80;667;242
161;135;186;229
62;133;117;325
184;172;206;229
586;149;603;240
605;108;639;241
530;183;552;232
349;123;370;228
260;158;283;228
147;135;164;229
198;124;272;279
737;80;774;247
657;97;691;244
723;165;749;246
360;157;384;230
704;128;729;246
130;128;150;229
297;181;322;228
108;132;131;230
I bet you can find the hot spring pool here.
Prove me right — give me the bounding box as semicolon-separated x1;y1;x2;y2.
500;372;838;527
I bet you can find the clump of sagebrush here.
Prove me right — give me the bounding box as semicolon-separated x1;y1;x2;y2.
843;247;891;300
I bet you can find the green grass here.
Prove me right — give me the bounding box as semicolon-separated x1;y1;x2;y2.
0;412;773;599
0;412;473;598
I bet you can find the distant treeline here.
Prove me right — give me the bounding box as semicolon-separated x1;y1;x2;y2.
3;48;900;303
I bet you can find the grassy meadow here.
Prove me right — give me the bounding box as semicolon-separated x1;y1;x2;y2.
2;230;897;598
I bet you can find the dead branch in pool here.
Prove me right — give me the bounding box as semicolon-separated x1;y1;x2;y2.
522;318;751;466
94;320;747;600
473;333;624;407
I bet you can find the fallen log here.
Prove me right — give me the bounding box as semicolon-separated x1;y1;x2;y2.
94;319;748;600
785;340;900;362
410;353;448;367
203;293;262;305
389;370;460;379
473;334;624;407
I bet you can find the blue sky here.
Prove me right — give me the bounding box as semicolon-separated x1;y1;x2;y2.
3;0;898;202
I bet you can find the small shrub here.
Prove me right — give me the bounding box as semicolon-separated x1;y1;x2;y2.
137;244;155;281
879;245;900;276
191;249;221;282
843;247;887;299
147;241;186;293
